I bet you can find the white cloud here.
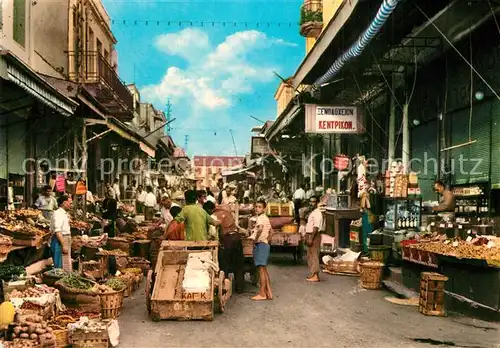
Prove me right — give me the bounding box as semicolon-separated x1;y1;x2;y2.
154;28;210;63
141;28;292;155
141;29;283;110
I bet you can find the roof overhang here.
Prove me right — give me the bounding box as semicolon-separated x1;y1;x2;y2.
293;0;359;89
0;51;78;116
265;103;302;141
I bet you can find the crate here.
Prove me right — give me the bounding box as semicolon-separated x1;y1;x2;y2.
279;203;293;217
70;327;109;348
78;260;106;279
419;272;448;316
368;245;391;263
242;238;254;258
267;203;280;217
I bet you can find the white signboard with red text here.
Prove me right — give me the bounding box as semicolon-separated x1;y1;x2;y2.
305;104;363;134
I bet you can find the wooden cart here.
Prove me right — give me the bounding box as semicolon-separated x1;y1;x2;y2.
270;232;304;263
145;241;232;321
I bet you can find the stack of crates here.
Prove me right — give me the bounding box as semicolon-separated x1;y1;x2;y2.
419;272;449;316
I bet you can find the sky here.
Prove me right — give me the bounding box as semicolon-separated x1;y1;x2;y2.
102;0;305;157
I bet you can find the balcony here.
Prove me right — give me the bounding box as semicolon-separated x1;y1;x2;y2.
68;51;133;120
300;0;323;38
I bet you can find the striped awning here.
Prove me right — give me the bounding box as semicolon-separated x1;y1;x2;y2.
6;62;76;116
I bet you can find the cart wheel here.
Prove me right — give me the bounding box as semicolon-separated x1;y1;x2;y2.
146;270;153;313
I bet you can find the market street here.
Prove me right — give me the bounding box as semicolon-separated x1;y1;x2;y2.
119;256;500;348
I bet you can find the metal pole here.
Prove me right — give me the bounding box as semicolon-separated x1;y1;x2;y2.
388;85;396;166
402;103;410;170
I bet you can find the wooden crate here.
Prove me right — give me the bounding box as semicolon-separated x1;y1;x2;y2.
78;259;107;279
150;241;218;321
70;327;108;348
419;272;448;316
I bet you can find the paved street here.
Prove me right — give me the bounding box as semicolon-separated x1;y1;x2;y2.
119;256;500;348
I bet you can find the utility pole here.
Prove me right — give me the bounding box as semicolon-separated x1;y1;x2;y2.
184;135;189;152
165;100;172;134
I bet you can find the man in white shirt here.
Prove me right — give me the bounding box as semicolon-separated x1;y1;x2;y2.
305;195;323;282
35;185;58;220
135;185;146;214
293;184;306;224
50;195;72;271
144;186;157;221
305;183;315;200
158;196;180;228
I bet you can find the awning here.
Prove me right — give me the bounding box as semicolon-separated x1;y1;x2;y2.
1;52;77;116
221;165;257;177
140;141;155;157
265;104;302;141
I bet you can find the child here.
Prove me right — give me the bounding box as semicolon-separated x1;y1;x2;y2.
249;199;273;301
164;206;185;240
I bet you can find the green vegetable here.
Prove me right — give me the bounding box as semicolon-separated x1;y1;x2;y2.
0;265;25;281
46;268;67;277
59;273;94;290
105;278;126;291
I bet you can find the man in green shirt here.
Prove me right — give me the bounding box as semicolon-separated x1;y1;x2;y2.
176;190;220;241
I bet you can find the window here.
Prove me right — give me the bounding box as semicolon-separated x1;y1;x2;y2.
96;39;102;56
104;49;109;62
88;29;95;76
13;0;26;47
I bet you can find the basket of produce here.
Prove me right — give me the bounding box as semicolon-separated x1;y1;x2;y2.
368;245;391;263
96;279;126;319
68;318;109;348
54;274;98;308
2;339;39;348
97;250;129;270
127;257;150;276
10;314;56;347
48;315;77;348
359;261;385;290
121;268;143;290
0;234;13;255
115;274;133;298
42;269;67;287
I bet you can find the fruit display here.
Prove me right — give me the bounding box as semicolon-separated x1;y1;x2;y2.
410;238;500;261
9;285;59;299
0;215;47;238
98;249;128;256
13;210;41;220
69;219;91;232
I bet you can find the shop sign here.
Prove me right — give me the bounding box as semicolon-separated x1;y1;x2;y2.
251;137;272;155
305;104;363;134
334;155;350;171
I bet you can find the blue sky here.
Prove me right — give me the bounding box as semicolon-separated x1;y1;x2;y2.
102;0;305;156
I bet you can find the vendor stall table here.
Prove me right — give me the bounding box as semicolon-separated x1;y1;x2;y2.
324;208;362;248
270;233;303;263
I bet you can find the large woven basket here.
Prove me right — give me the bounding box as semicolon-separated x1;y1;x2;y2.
99;289;125;319
54;280;97;302
53;328;69;348
360;261;385;290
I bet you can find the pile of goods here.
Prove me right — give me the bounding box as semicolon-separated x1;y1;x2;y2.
0;217;47;238
9;285;58;299
58;273;95;291
119;204;135;215
72;235;108;253
13;210;41;221
409;238;500;261
117;231;148;243
0;235;13;253
97;249;128;256
0;265;26;281
56;309;100;320
182;252;217;293
10;314;55;346
104;279;126;292
69;220;91;232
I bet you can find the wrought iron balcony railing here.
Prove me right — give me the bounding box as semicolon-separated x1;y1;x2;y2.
300;0;323;38
68;51;133;111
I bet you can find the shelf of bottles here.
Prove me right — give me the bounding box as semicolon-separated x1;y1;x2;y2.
452;184;489;217
384;198;422;231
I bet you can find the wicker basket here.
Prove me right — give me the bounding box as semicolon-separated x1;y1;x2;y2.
106;238;131;254
368;245;391;263
53;328;69;348
359;261;385;290
99;289;125;319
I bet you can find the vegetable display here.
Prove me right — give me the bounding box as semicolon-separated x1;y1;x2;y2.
11;314;55;345
59;273;94;290
44;269;67;278
0;265;25;281
98;249;128;256
410;238;500;261
105;278;126;291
